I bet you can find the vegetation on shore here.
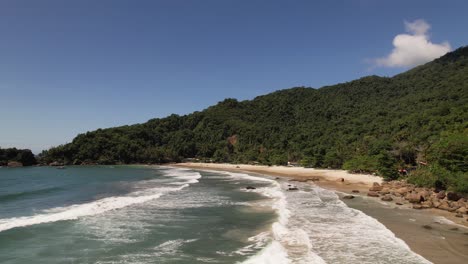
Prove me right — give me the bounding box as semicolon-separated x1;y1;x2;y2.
0;147;37;166
39;46;468;192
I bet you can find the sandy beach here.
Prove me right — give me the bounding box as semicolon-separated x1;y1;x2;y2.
174;162;468;264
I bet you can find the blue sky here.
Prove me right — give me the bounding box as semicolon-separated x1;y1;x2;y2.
1;0;467;153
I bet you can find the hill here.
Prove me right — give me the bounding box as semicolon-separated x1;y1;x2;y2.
40;46;468;191
0;148;37;167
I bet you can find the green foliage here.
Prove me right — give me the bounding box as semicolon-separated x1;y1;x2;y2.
427;131;468;172
408;164;468;193
407;165;445;189
39;47;468;191
0;147;37;166
343;155;379;174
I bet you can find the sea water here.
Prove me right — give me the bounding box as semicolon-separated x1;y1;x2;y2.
0;166;430;263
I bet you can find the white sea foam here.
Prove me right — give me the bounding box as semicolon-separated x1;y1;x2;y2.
0;168;201;233
433;216;468;229
153;238;198;256
223;170;431;264
241;241;290;264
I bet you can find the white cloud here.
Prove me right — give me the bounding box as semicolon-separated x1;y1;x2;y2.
374;19;451;68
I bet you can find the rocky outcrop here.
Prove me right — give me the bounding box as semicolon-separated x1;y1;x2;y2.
447;192;462;201
361;179;467;220
381;195;393;202
7;161;23;167
369;182;383;192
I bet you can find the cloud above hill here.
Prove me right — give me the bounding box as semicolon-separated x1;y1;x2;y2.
374;19;451;68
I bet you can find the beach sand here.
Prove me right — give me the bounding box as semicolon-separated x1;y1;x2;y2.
174;162;468;264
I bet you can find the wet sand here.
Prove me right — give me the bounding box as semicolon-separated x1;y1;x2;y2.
174;162;468;264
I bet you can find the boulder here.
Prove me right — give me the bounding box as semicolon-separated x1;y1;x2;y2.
396;202;403;205
49;161;64;166
343;195;355;199
381;195;393;202
413;204;423;209
436;190;446;200
369;185;383;192
7;161;23;167
406;193;423;203
419;190;431;200
245;186;256;190
422;225;432;229
394;187;409;195
447;192;461;201
438;202;456;212
307;177;320;182
290;179;308;182
379;188;391;195
367;191;379;197
455;207;467;215
421;200;433;208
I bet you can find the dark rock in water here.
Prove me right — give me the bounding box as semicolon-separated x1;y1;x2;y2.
422;225;433;230
396;202;403;205
288;187;299;191
455;213;463;218
352;190;360;193
367;191;379;197
307;177;320;182
381;195;393;202
245;186;256;190
343;195;355;199
236;166;240;168
450;227;459;231
337;178;345;182
275;177;280;180
447;192;461;201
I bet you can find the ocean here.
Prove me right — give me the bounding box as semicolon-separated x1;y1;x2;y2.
0;166;431;263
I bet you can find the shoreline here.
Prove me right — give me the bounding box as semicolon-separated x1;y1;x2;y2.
173;162;468;264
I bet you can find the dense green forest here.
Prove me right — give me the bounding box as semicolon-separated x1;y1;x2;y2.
40;46;468;192
0;148;37;166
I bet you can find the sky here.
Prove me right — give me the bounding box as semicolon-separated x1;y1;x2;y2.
1;0;467;153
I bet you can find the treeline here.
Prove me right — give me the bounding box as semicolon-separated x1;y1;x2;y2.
40;46;468;192
0;147;37;166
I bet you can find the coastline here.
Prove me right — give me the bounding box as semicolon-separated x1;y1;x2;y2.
173;162;468;264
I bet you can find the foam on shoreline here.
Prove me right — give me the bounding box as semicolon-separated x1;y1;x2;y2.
216;170;431;264
0;168;201;233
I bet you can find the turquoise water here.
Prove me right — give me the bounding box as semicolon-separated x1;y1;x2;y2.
0;166;276;263
0;166;431;263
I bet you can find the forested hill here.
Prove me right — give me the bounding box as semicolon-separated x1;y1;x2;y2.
40;46;468;191
0;148;36;166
